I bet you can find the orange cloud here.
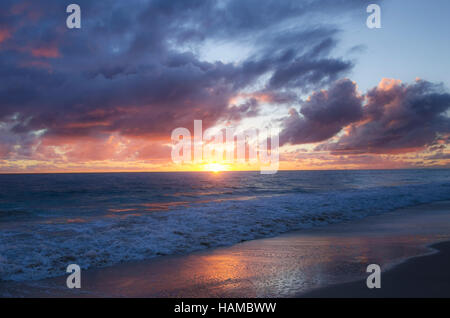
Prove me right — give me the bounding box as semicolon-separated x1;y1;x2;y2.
0;29;11;44
378;78;402;91
31;46;60;58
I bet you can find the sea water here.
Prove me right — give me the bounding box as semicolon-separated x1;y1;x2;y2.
0;169;449;281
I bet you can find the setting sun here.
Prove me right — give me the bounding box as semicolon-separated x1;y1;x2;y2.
202;163;229;173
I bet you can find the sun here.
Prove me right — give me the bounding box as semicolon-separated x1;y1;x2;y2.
202;163;229;173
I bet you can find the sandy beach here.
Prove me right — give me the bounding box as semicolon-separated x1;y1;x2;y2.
1;200;450;298
302;240;450;298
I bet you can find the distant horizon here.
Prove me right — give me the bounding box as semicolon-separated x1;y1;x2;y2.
1;167;449;175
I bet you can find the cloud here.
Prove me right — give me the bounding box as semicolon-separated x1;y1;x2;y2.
31;46;60;58
425;152;450;160
268;38;353;92
280;79;363;145
0;28;12;44
0;0;381;167
317;79;450;154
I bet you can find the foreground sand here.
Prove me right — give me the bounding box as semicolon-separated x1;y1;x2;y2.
1;201;450;297
302;241;450;298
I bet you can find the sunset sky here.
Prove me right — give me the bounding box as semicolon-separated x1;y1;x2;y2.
0;0;449;173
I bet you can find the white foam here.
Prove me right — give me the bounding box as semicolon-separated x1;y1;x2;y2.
0;182;449;281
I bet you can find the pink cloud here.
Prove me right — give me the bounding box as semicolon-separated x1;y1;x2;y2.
0;29;11;44
31;46;60;58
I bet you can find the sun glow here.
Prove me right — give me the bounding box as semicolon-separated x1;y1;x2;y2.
202;163;229;173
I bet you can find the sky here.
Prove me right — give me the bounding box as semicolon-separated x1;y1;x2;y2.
0;0;449;173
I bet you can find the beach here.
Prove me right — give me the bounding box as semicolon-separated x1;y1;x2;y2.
2;200;450;298
302;241;450;298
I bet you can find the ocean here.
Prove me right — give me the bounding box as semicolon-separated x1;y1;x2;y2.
0;169;449;281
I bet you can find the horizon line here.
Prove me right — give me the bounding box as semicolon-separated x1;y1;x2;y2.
0;167;449;175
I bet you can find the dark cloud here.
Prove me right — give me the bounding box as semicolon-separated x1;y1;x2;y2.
317;79;450;154
280;79;363;145
268;38;353;92
425;153;450;160
227;98;260;121
0;0;377;160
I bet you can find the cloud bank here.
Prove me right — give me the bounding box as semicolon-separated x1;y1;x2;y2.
2;0;448;171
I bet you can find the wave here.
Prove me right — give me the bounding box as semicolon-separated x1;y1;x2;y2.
0;181;449;281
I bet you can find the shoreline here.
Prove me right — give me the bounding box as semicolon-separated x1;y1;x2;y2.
1;200;450;297
300;240;450;298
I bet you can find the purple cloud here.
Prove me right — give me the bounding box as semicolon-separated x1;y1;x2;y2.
280;79;363;145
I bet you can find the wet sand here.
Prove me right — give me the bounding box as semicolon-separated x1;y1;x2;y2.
1;201;450;297
301;241;450;298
